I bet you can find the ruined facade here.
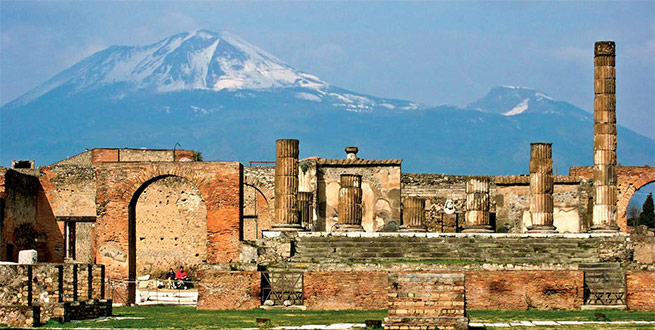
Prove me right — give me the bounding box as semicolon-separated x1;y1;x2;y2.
1;41;655;326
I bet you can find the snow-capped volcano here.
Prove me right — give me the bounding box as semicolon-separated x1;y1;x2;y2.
8;30;418;112
466;86;560;116
12;30;328;105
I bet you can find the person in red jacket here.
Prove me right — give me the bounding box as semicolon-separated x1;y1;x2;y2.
175;266;190;289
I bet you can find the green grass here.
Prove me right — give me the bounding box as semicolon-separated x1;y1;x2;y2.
38;307;655;329
468;309;655;322
42;306;386;329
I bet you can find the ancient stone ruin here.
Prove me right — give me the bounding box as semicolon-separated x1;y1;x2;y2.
1;41;654;327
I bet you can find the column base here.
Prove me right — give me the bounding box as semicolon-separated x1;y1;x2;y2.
334;224;364;232
527;225;558;233
461;225;494;233
271;223;306;231
399;225;427;232
589;225;620;233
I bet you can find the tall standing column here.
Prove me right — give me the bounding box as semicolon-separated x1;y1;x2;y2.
336;174;364;232
463;176;493;233
400;196;427;232
528;142;557;233
592;41;619;232
273;139;303;231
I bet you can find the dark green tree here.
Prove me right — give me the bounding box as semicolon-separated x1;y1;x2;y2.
639;192;655;229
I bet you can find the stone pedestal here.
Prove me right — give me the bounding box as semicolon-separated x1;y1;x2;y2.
400;196;427;232
528;143;557;233
273;139;304;231
591;41;619;232
463;176;493;233
336;174;363;232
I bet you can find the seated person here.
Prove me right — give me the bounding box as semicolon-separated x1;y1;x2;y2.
175;266;191;289
165;268;176;289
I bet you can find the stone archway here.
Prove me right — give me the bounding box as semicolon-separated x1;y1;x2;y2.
127;175;208;301
617;168;655;231
94;162;242;304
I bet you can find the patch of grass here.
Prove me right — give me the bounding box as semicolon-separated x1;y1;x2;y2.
468;309;655;322
42;306;387;329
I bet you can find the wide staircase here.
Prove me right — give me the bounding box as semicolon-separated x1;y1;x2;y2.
580;263;626;309
291;234;617;264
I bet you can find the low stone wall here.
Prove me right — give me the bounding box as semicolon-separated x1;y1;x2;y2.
293;232;631;264
466;270;584;310
626;271;655;311
0;263;107;326
66;300;112;321
386;273;467;330
304;271;387;310
196;269;261;310
0;306;40;328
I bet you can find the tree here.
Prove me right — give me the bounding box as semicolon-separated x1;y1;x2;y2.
639;193;655;229
627;204;641;226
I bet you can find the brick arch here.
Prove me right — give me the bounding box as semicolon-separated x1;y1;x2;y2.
243;183;274;239
94;161;242;296
617;167;655;231
571;166;655;232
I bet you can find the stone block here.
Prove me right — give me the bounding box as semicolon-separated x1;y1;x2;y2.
18;250;38;264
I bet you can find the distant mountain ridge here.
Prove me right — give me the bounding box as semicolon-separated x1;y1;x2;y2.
1;30;653;174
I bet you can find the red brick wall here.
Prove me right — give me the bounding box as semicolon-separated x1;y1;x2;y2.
303;271;388;310
627;271;655;311
466;271;584;310
94;162;242;283
197;270;261;310
91;149;119;163
174;150;195;161
301;270;583;311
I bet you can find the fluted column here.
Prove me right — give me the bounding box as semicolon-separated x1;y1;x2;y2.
336;174;363;232
273;139;303;230
528;142;557;232
400;197;427;232
463;176;493;232
591;41;619;232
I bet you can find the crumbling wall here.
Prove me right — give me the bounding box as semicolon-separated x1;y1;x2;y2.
94;161;242;289
466;270;583;310
134;176;207;277
318;164;401;232
243;166;275;240
402;173;590;233
38;165;97;262
1;168;39;261
303;271;388;310
196;268;260;310
626;271;655;310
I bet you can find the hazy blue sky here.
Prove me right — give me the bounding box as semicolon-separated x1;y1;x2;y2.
2;1;654;138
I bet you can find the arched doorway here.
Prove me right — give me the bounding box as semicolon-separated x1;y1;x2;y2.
626;181;655;227
127;175;207;303
243;184;272;240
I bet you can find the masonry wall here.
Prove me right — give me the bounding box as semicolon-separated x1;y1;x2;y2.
317;164;401;232
626;271;655;311
303;271;388;310
134;176;207;278
466;270;583;310
0;168;39;261
196;269;261;310
243;166;275;240
38;165;97;262
94;162;242;287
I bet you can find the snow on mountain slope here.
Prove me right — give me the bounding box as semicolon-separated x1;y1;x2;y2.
7;30;418;112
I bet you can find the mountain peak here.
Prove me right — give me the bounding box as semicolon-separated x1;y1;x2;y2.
467;86;556;116
9;30;329;106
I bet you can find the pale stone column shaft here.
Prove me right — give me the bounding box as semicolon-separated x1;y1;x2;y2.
463;176;493;232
